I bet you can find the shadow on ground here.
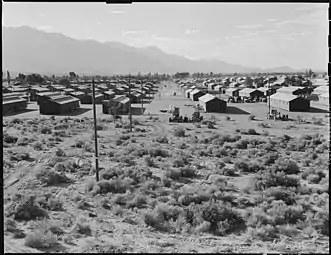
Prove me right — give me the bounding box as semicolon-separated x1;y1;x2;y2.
42;108;91;117
226;106;250;115
141;99;152;104
130;107;146;115
308;107;329;113
3;108;38;117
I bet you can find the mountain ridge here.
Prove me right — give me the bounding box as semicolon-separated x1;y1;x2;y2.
2;26;303;75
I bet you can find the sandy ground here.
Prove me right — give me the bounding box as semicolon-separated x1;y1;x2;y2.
3;81;330;253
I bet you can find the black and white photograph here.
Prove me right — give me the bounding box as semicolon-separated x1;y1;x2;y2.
2;2;329;253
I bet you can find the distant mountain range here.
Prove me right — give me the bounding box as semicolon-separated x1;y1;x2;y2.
2;26;302;75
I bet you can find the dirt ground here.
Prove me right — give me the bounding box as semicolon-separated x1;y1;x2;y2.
3;81;330;253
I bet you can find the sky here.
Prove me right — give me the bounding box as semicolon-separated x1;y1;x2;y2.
2;3;328;71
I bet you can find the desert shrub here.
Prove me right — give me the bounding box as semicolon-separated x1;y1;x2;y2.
222;157;232;163
96;124;104;130
83;142;93;152
117;155;135;166
75;221;92;236
217;168;237;176
194;221;211;234
247;128;258;135
3;134;18;144
172;158;185;168
53;124;69;130
164;168;182;180
155;135;168;144
4;218;18;232
32;141;43;151
47;197;63;211
161;177;172;187
262;152;279;165
258;122;270;128
245;225;277;241
115;139;123;146
234;139;250;149
261;130;269;136
149;147;169;158
9;151;31;161
272;158;300;175
181;166;197;178
267;202;306;226
127;193;147;209
199;201;244;236
142;209;160;228
307;173;323;184
35;167;71;186
173;127;185;137
17;137;30;146
6;194;49;221
215;160;226;170
207;122;215;129
94;179;129;194
264;187;296;205
144;156;155;167
236;197;255;209
225;116;231;121
234;160;249;172
255;172;300;190
25;228;57;249
111;194;128;205
119;135;130;140
40;126;52;134
312;117;323;125
100;168;118;180
55;148;66;157
11;118;22;124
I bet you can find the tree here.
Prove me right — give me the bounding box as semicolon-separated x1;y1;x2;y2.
107;100;122;123
69;72;77;79
59;78;70;86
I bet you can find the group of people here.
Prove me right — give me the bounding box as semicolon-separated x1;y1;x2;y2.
268;110;289;121
227;96;267;103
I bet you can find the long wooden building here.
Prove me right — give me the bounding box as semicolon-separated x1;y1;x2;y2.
269;93;310;112
198;94;227;113
39;95;80;115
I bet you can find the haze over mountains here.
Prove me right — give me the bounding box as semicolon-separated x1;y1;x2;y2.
2;26;301;75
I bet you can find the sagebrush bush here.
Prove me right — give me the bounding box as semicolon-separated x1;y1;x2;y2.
32;141;43;151
55;148;66;157
25;228;58;249
165;168;182;180
272;158;300;175
144;156;155;167
142;209;160;228
35;167;71;186
173;127;185;137
255;171;300;190
6;194;49;221
3;134;18;144
149;147;169;158
181;166;197;178
199;201;244;236
40;126;52;134
155;136;168;144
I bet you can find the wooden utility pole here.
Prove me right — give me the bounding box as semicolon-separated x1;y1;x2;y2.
140;80;144;115
92;78;99;181
128;77;132;132
268;78;271;115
